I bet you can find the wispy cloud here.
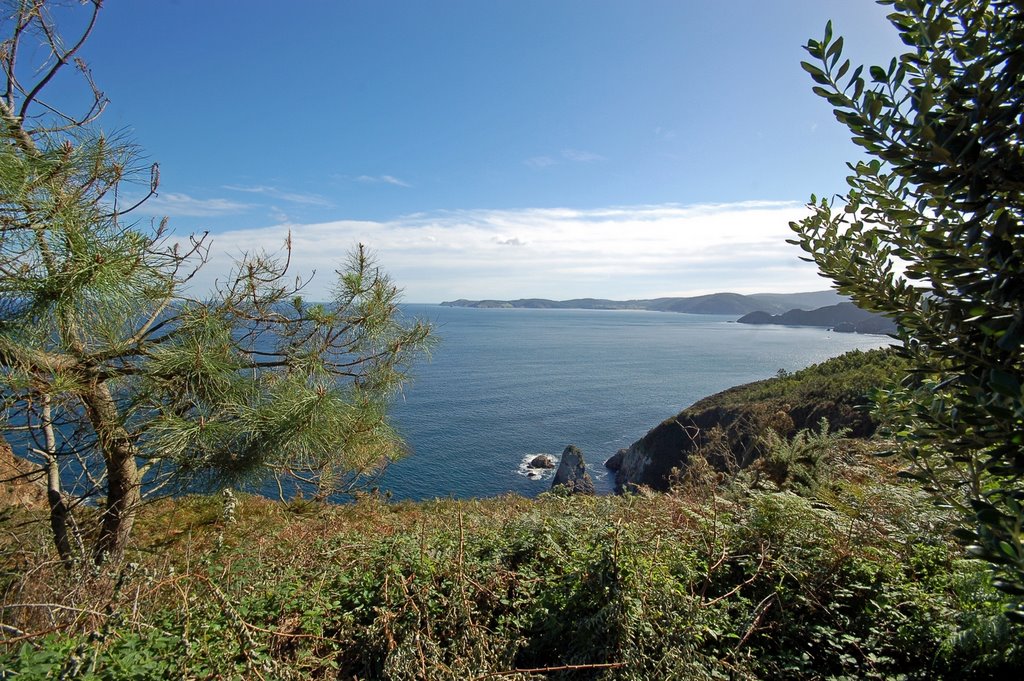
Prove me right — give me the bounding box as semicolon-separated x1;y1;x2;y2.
654;126;677;141
268;206;292;225
189;200;824;302
560;148;605;162
524;156;557;169
353;174;412;188
143;192;249;217
525;149;606;168
223;184;333;207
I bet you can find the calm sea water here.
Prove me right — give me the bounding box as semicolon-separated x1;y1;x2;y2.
378;305;892;499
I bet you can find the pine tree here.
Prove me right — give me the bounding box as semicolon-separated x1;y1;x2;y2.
1;1;431;562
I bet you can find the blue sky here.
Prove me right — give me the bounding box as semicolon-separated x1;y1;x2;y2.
56;1;904;302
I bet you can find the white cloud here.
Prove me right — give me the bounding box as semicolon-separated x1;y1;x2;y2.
223;184;333;207
525;150;606;168
187;201;826;302
142;192;249;217
353;174;412;188
268;206;292;225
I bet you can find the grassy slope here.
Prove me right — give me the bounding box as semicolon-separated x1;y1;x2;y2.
1;349;1021;679
2;444;1020;679
615;348;908;491
682;347;909;435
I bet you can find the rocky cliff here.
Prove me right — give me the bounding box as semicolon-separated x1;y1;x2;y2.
607;348;903;492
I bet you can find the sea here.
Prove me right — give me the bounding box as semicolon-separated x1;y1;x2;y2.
376;304;894;500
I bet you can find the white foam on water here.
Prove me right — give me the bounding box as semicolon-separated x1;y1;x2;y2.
516;452;557;480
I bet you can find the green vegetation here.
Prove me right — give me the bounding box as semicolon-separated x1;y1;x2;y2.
695;348;906;414
613;349;908;493
0;1;430;563
2;0;1020;675
2;433;1020;679
791;0;1024;610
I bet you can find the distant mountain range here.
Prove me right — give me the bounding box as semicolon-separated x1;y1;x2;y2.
440;290;846;316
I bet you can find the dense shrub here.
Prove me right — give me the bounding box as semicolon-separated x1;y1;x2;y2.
2;438;1019;679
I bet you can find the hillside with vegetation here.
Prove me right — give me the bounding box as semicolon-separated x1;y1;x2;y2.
2;426;1022;679
737;303;898;335
607;348;904;492
3;345;1022;678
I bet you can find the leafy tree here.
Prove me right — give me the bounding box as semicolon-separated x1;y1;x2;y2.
0;1;431;562
791;0;1023;616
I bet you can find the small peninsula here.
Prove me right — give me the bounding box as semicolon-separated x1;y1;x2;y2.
737;301;897;334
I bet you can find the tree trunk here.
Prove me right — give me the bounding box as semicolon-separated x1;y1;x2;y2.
80;381;141;564
40;395;74;564
46;481;73;563
93;442;141;564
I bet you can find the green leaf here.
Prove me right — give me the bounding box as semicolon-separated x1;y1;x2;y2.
826;36;845;63
951;528;978;542
1006;608;1024;624
989;370;1021;398
801;61;831;86
999;541;1021;560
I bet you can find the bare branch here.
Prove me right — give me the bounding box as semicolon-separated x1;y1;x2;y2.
106;163;160;219
19;0;102;121
1;2;39;107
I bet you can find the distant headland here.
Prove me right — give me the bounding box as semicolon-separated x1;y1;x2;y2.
441;291;896;334
441;290;845;316
737;302;897;334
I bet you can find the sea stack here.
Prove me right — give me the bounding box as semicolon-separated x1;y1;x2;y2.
551;445;595;494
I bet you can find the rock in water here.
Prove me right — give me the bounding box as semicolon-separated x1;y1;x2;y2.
528;454;555;469
551;445;595;494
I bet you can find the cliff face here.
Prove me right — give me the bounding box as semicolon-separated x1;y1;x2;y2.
610;349;902;492
613;399;873;492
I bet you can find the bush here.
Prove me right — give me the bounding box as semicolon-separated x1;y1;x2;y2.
2;445;1020;678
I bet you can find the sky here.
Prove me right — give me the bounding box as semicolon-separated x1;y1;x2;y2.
41;1;905;302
